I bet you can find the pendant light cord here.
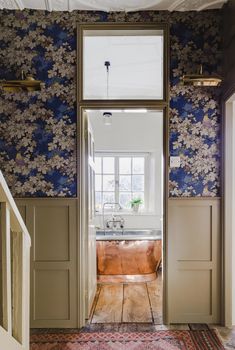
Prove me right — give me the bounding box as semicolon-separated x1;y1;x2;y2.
107;67;109;99
104;61;111;99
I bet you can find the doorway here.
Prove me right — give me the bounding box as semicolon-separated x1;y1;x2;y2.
78;22;169;327
79;107;166;325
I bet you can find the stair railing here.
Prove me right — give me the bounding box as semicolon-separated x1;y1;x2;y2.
0;170;31;350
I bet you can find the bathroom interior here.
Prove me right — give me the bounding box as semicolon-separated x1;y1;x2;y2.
85;108;163;324
82;27;164;324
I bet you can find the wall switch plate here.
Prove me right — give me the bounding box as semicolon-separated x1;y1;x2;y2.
170;156;181;168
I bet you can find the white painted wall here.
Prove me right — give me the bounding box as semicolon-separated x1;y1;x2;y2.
88;110;163;230
225;97;235;326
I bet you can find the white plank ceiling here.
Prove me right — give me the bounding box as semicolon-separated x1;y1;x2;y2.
0;0;228;12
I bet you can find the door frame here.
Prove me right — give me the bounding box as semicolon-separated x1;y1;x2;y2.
77;22;170;327
78;105;169;327
222;88;235;327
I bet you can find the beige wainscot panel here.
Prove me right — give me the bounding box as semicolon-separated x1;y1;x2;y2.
167;198;220;324
16;199;77;328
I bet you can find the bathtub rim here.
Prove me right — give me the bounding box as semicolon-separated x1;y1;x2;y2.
96;228;162;241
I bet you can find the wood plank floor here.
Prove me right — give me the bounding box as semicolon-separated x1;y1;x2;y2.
92;284;123;323
90;273;162;324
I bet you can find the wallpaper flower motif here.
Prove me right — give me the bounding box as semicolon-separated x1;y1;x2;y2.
169;12;222;196
0;9;222;197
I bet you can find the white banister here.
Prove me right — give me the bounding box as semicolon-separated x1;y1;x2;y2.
0;170;31;350
1;202;12;332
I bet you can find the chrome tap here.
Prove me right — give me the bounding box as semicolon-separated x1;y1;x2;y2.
105;214;125;230
102;202;125;234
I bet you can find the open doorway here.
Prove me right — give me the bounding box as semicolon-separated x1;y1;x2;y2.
81;108;164;324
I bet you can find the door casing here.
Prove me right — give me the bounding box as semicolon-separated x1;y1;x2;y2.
77;22;170;327
222;92;235;327
78;105;169;327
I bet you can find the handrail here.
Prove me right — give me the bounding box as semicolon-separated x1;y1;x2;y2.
0;170;31;350
0;171;31;245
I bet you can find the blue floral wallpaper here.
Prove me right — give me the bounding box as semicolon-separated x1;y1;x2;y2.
0;9;222;197
169;12;222;196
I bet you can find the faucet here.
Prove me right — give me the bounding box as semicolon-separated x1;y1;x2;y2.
105;214;125;230
102;202;125;234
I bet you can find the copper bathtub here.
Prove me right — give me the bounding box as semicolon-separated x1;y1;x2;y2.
96;230;162;283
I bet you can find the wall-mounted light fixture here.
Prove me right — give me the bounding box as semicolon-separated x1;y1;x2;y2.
182;65;222;87
0;71;41;92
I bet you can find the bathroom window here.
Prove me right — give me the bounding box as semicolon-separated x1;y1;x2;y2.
95;154;147;212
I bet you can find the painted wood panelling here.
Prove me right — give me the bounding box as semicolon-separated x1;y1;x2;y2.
168;198;221;324
16;199;77;328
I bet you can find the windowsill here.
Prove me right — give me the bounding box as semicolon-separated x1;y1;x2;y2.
95;211;158;216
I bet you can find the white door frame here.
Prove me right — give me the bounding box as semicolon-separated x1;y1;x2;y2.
78;106;168;327
223;94;235;327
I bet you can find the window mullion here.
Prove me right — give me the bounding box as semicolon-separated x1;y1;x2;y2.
131;157;133;201
101;157;104;208
144;154;148;211
115;156;119;204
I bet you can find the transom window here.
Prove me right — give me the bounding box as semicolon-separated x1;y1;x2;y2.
81;26;165;101
95;154;147;212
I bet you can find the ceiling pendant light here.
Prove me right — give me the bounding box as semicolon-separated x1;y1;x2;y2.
102;60;112;126
103;112;112;126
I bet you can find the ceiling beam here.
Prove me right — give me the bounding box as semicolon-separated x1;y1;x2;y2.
45;0;52;11
14;0;24;10
168;0;185;11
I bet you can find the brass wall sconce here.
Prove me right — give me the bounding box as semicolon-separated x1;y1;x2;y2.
0;70;41;92
182;65;222;87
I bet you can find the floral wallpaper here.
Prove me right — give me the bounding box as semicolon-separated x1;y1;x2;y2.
0;9;222;197
169;12;222;197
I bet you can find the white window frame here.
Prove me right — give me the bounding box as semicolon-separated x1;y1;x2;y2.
95;152;150;214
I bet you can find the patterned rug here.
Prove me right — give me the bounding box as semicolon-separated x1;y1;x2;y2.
30;330;225;349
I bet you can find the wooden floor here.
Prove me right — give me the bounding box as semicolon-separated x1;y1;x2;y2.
90;272;162;324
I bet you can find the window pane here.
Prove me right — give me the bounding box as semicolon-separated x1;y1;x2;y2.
95;157;102;173
103;175;115;191
119;158;131;174
119;175;131;191
83;30;164;100
103;192;115;204
119;192;131;209
95;192;102;211
95;175;102;191
132;175;144;191
103;157;115;173
133;157;145;174
133;192;144;200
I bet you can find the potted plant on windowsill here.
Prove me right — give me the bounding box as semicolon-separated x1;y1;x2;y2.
130;198;143;213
